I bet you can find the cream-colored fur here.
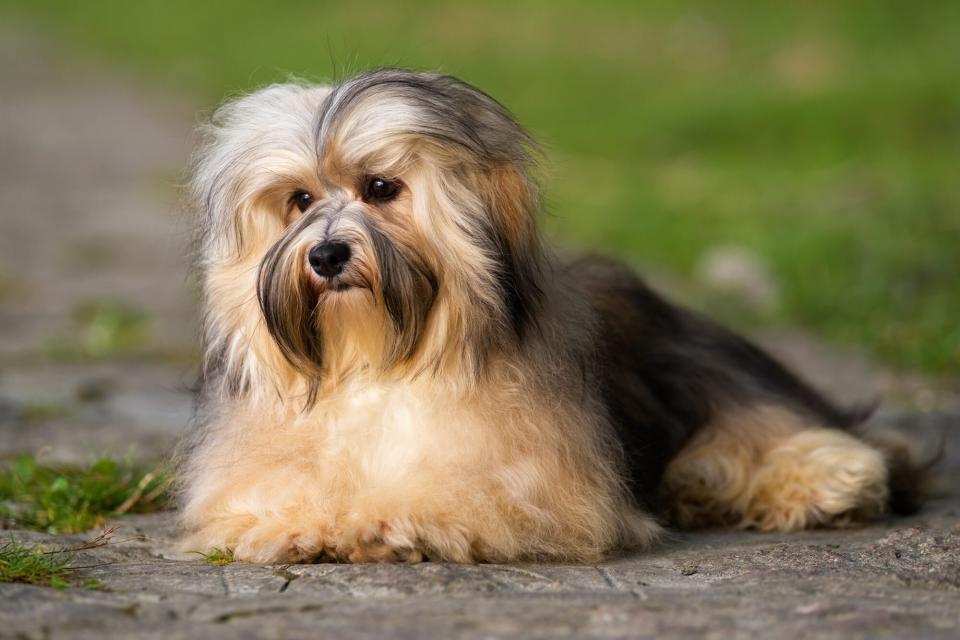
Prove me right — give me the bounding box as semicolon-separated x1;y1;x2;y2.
662;406;888;531
181;364;660;563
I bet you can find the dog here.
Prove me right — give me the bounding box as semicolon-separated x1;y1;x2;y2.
178;68;926;563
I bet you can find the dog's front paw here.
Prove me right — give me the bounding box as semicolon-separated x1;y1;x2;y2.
219;518;329;564
335;517;426;563
183;514;331;564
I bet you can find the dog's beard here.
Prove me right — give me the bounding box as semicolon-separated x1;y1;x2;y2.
256;202;438;384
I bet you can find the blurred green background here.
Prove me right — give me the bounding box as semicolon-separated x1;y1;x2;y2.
3;0;958;374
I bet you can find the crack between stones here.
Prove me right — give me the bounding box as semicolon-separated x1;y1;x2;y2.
274;565;300;593
218;565;231;596
596;566;648;600
214;603;326;623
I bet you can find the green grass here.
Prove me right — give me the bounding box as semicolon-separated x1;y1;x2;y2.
0;538;75;588
0;538;107;589
195;548;235;566
45;300;151;361
70;301;151;359
17;401;73;424
2;0;958;373
0;456;170;534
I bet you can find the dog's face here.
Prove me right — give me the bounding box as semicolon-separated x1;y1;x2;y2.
193;70;545;397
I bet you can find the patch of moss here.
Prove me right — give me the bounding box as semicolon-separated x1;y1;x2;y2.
197;548;234;566
18;401;73;423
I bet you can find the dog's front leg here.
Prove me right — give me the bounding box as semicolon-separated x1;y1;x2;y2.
181;488;336;563
179;440;336;564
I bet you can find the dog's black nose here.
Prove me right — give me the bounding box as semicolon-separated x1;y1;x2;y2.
308;241;351;278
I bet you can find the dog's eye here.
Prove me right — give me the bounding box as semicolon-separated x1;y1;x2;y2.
362;176;401;203
290;190;314;213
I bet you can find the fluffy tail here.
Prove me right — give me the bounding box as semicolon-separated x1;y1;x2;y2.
855;418;945;515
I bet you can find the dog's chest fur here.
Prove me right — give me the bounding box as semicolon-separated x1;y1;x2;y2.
227;379;506;506
307;381;467;486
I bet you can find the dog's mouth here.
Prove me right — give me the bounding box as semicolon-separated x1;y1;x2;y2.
312;276;352;293
307;271;367;295
325;281;355;294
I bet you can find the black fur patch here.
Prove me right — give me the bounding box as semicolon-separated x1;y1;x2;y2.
315;69;529;163
367;223;439;365
473;215;544;341
569;256;870;509
257;211;326;377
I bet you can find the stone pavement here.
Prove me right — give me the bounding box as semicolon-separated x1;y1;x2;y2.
0;24;197;465
0;23;958;640
2;497;958;639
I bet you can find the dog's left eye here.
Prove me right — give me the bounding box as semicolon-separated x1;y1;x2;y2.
290;190;314;213
362;176;401;203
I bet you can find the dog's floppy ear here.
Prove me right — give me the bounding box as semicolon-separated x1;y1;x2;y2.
190;83;331;259
482;162;544;339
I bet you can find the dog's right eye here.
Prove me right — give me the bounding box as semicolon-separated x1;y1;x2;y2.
290;190;314;213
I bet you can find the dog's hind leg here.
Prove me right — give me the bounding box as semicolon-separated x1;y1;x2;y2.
661;405;889;531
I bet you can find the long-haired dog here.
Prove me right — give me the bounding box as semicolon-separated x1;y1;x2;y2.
179;69;927;563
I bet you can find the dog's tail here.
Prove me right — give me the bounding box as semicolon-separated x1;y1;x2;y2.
853;414;946;515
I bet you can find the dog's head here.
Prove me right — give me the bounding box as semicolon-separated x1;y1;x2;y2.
192;69;545;398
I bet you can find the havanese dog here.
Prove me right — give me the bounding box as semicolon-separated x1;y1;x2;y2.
178;69;926;563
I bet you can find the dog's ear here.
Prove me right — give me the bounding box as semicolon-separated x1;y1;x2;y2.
487;164;539;251
482;163;544;339
190;83;331;259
